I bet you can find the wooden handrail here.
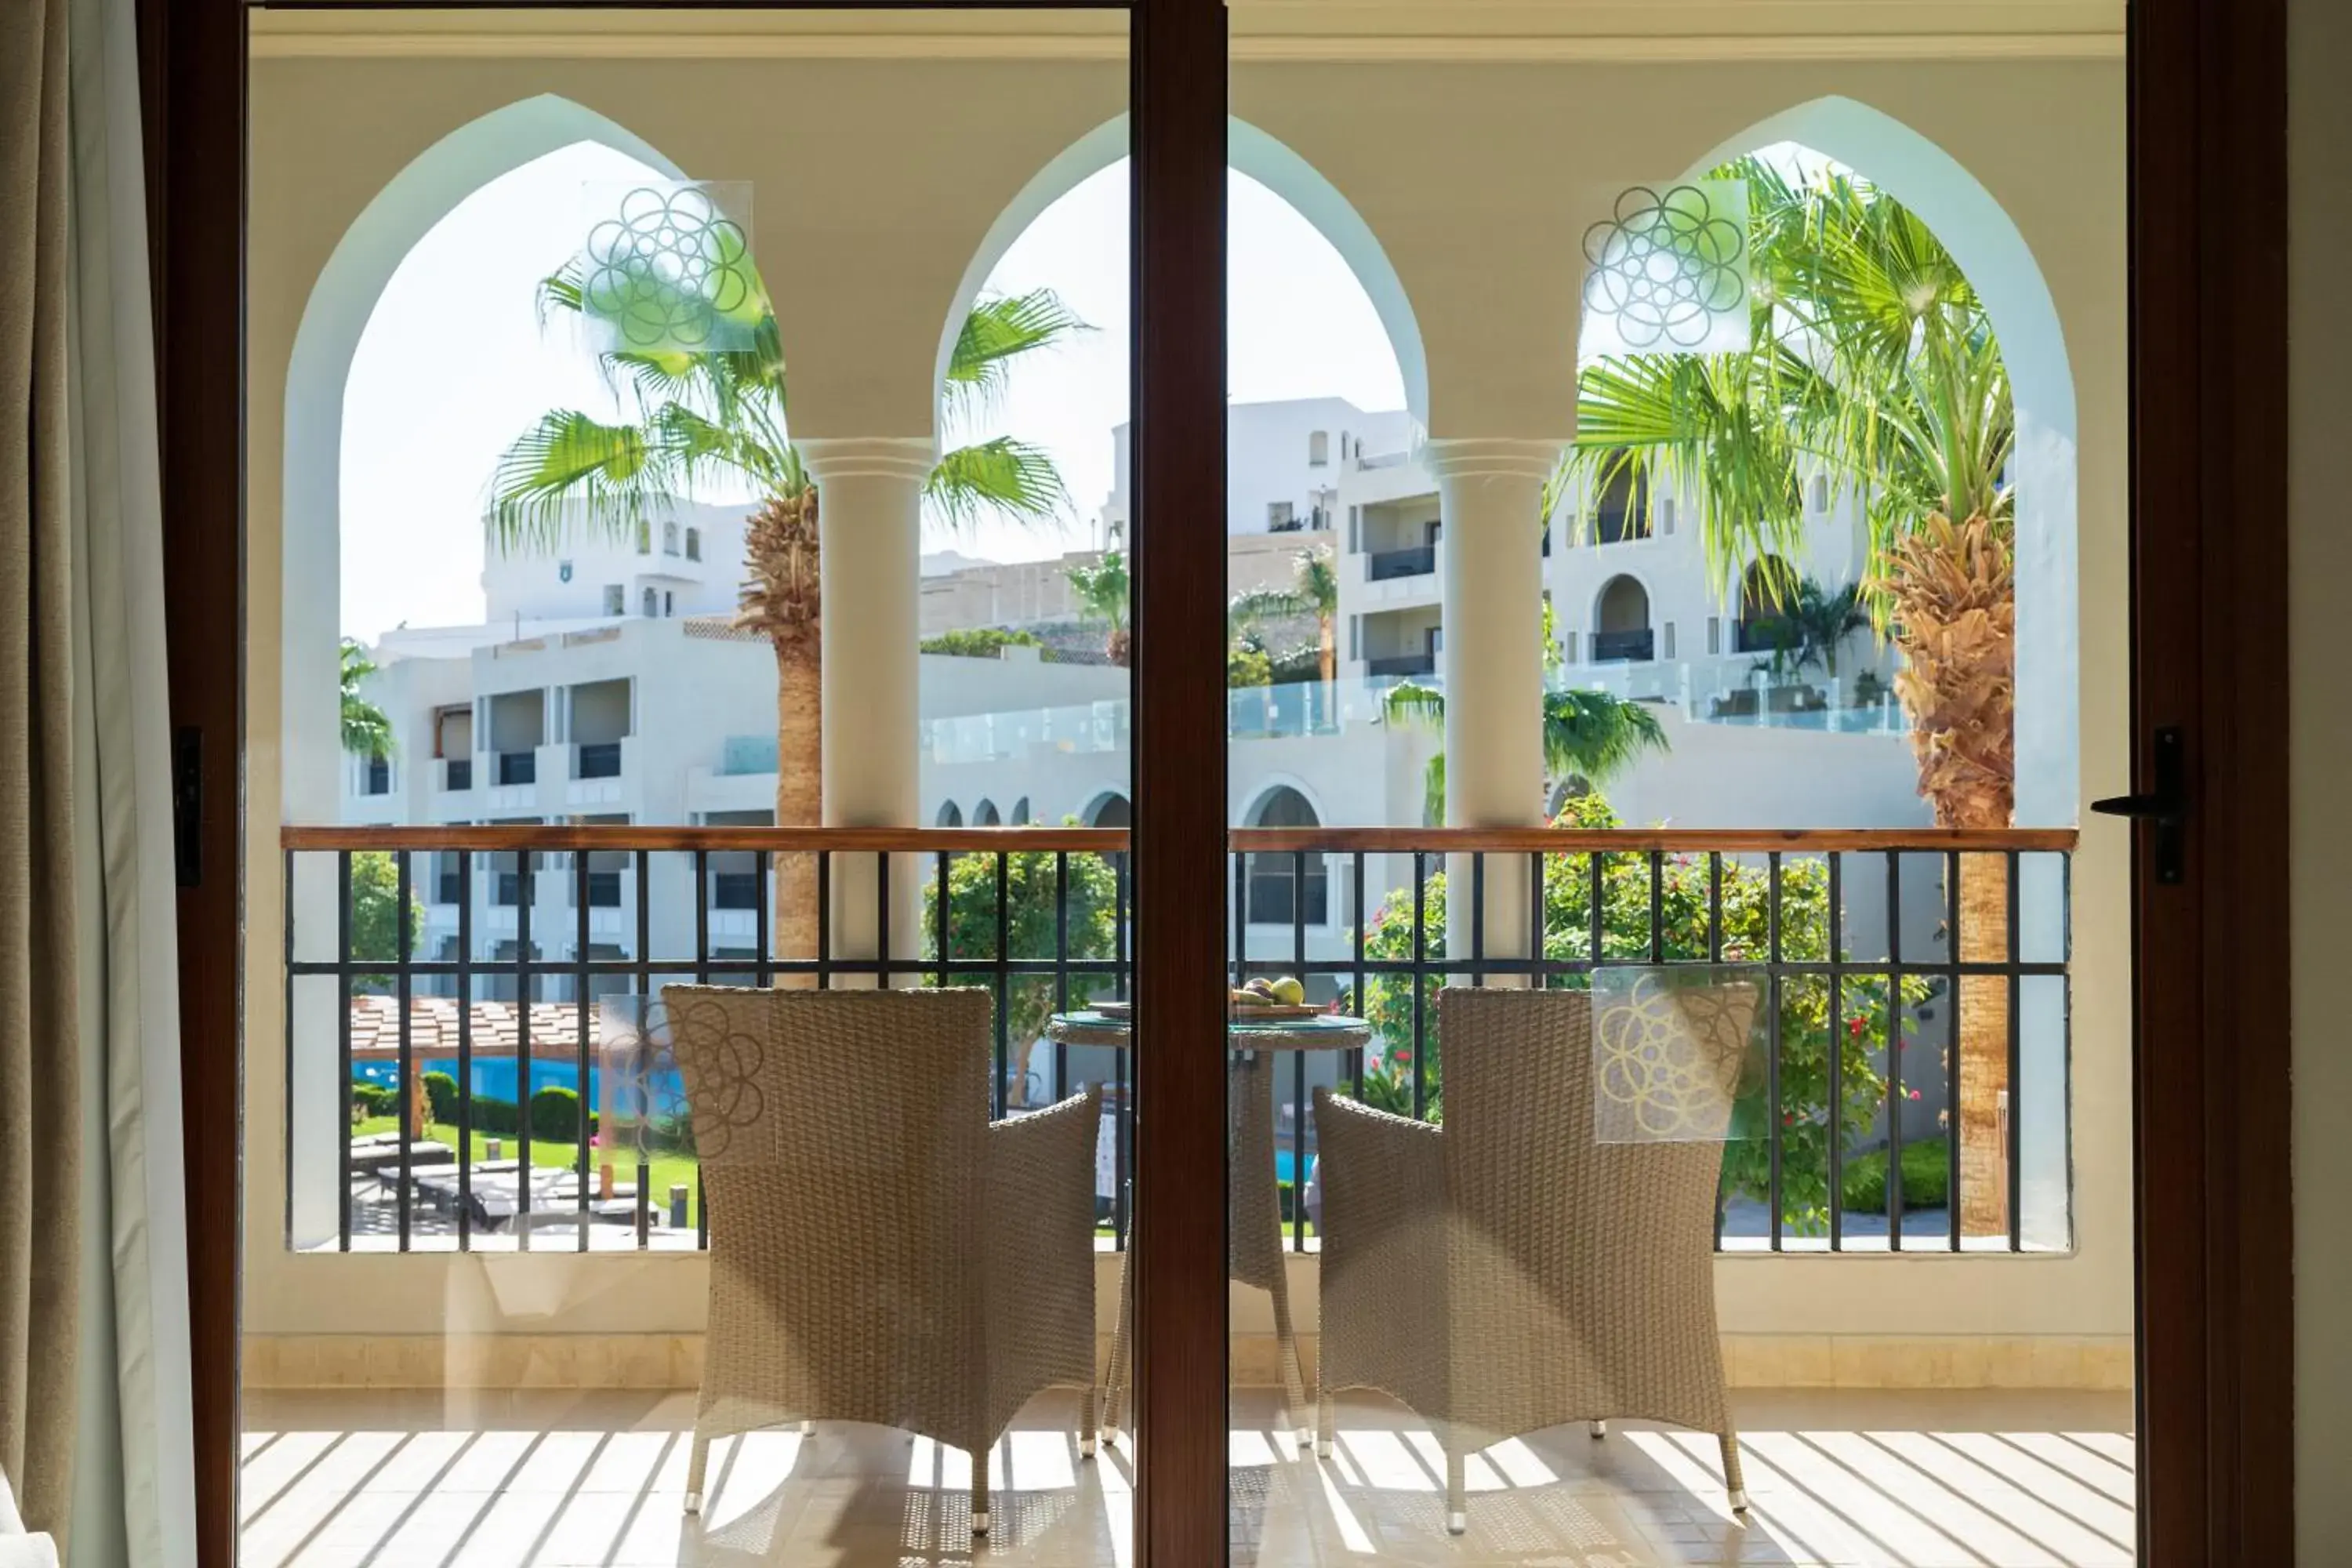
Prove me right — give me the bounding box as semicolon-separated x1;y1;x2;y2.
281;823;2078;854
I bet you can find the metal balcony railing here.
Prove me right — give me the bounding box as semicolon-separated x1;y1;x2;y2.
1591;628;1656;662
1367;545;1436;582
1365;653;1436;678
283;822;2074;1259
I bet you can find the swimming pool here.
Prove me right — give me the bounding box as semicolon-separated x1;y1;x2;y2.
353;1058;688;1116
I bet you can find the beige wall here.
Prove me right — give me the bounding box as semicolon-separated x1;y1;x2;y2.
245;32;2132;1349
2292;0;2350;1548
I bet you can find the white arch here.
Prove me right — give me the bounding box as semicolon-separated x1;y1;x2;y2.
1592;572;1655;632
1240;777;1327;829
1080;790;1131;829
937;114;1430;426
280;96;687;822
1687;96;2078;828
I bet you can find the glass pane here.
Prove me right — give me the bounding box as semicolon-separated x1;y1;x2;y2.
1225;11;2125;1559
248;12;1133;1562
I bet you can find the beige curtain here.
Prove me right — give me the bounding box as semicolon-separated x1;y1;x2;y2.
2;0;198;1556
0;0;85;1541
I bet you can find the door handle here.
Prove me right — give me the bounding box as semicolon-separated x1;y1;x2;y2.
2091;724;2186;883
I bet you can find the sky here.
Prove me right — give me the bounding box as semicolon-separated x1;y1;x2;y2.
339;144;1407;643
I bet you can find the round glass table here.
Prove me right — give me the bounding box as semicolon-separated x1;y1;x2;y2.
1044;1007;1373;1448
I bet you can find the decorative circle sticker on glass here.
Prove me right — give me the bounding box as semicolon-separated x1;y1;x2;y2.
1578;180;1750;359
578;181;759;354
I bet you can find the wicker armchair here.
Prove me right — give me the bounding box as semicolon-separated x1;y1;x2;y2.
1313;985;1755;1532
662;985;1100;1534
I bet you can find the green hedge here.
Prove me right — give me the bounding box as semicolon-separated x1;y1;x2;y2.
347;1078;593;1145
1840;1135;1951;1214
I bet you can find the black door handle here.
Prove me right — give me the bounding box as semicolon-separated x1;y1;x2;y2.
2090;725;2186;883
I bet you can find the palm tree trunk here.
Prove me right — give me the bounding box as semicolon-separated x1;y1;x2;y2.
1880;514;2015;1238
771;635;821;985
1318;613;1337;727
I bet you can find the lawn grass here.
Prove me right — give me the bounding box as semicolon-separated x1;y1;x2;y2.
353;1116;702;1211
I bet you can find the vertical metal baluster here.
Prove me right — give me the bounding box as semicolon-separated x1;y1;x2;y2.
1292;850;1308;1251
994;853;1011;1117
575;852;593;1253
1350;851;1367;1091
1586;849;1604;975
1469;854;1486;988
693;849;708;1250
1113;850;1131;1251
1410;851;1428;1121
935;848;953;988
2010;849;2027;1253
815;851;831;991
1647;849;1664;963
1826;852;1840;1252
635;849;652;1250
396;851;414;1252
1708;851;1723;963
1528;850;1546;987
1055;851;1072;1111
457;850;474;1252
516;850;535;1252
337;851;353;1251
1769;851;1785;1253
1947;849;1964;1253
1885;851;1904;1252
877;852;894;990
755;850;771;989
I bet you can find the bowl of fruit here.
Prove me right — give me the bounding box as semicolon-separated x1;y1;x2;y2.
1229;975;1318;1018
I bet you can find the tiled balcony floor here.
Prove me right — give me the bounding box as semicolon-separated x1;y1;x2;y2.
239;1387;2135;1567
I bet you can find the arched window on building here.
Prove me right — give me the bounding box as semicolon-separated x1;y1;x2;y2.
1308;430;1330;466
1592;575;1653;662
936;801;964;828
1244;786;1327;926
975;799;1002;826
1010;796;1031;825
1085;793;1131;829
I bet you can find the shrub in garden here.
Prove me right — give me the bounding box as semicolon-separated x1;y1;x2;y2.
1355;794;1932;1235
422;1070;459;1124
530;1085;586;1143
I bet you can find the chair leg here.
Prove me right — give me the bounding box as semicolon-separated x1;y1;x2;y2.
1269;1273;1308;1450
1102;1250;1135;1443
1080;1385;1098;1459
1720;1432;1749;1515
1445;1440;1467;1536
684;1432;710;1515
1316;1392;1335;1459
971;1452;991;1536
1589;1419;1607;1438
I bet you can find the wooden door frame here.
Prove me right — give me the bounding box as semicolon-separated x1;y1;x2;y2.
2128;0;2295;1556
144;0;2291;1562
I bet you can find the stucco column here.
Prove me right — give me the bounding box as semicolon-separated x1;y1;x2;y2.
1426;437;1561;973
800;437;934;975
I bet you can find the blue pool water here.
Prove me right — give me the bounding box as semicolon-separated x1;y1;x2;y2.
354;1057;688;1116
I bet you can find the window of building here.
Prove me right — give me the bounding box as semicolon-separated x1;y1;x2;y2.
1661;496;1677;535
663;521;681;556
1245;786;1327;925
1810;474;1831;513
635;521;651;554
602;585;624;615
361;756;390;795
685;526;702;561
1308;430;1329;466
974;799;1002;826
663;590;674;617
1347;505;1360;552
1268;501;1296;531
1707;615;1722;655
936;801;964;828
1662;621;1678;660
1735;557;1797;653
557;559;573;583
641;587;658;618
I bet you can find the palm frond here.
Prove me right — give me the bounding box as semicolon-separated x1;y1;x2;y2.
928;437;1070;532
942;289;1091;426
1541;688;1670;785
485;411;684;555
1381;681;1447;731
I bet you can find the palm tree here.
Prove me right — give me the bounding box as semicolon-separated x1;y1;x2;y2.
488;256;1087;961
1749;575;1871;682
340;639;394;760
1062;550;1130;666
1229;544;1341;687
1382;682;1669;826
1558;154;2017;1229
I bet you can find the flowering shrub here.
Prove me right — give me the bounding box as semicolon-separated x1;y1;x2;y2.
1354;794;1933;1234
